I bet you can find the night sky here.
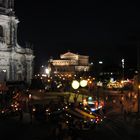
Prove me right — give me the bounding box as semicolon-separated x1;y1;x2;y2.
14;0;139;72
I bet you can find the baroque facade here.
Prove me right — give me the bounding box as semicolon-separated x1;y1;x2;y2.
0;0;34;83
49;51;90;75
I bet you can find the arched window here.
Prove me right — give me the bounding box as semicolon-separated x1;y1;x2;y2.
0;25;3;37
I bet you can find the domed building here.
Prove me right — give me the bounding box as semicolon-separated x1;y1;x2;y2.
0;0;34;83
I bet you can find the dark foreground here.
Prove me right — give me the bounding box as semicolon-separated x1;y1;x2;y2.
0;112;140;140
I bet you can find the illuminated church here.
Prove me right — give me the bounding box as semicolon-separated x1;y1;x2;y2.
0;0;34;83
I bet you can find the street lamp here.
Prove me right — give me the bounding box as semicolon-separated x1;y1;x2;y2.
71;80;80;104
80;80;88;88
45;67;51;77
71;80;87;103
80;80;88;102
98;61;103;80
71;80;80;90
121;58;125;80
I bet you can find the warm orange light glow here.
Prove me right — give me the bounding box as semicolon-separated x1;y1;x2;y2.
83;99;88;106
88;81;92;84
95;101;98;107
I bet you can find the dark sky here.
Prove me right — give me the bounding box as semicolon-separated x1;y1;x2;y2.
14;0;140;72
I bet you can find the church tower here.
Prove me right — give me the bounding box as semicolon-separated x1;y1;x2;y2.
0;0;34;83
0;0;14;15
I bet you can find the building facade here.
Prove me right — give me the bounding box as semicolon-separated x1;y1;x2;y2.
49;51;90;75
0;0;34;83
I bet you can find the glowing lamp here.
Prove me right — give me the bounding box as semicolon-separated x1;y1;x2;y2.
71;80;80;90
29;94;32;99
45;68;50;75
80;80;88;87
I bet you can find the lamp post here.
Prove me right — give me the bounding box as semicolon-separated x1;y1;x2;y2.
121;58;125;81
71;80;87;103
98;61;103;80
45;67;51;77
80;80;88;101
71;80;80;104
